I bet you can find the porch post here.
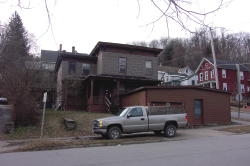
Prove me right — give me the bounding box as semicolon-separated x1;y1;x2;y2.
116;80;120;105
90;79;94;104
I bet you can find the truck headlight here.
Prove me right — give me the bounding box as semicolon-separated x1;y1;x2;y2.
98;120;103;127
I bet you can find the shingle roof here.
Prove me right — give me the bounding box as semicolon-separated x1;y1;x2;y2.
206;57;250;72
41;50;59;63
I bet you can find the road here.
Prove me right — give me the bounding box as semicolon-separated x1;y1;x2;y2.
231;111;250;120
1;133;250;166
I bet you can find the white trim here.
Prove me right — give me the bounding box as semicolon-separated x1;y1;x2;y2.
195;58;214;74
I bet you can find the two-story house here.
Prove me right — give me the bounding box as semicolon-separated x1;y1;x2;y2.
195;57;250;97
55;42;162;112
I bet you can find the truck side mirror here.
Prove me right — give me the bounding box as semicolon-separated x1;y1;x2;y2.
127;114;132;119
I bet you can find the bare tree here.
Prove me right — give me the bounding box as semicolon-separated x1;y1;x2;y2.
139;0;230;34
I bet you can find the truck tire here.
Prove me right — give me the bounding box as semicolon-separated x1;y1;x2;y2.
107;126;121;139
164;125;176;137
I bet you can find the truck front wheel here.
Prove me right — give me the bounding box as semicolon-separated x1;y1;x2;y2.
107;126;121;139
164;125;176;137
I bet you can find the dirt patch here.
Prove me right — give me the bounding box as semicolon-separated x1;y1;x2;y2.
217;125;250;134
12;134;176;152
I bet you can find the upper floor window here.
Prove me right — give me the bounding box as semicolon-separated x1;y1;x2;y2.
119;57;126;73
223;83;228;91
240;71;244;80
145;60;152;75
82;63;90;75
205;71;208;80
248;86;250;92
222;69;226;78
211;70;214;78
68;61;76;74
199;73;203;81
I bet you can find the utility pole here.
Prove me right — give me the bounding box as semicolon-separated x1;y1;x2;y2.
236;64;242;119
209;27;219;89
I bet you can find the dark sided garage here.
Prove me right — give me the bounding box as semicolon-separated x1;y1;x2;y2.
121;86;231;126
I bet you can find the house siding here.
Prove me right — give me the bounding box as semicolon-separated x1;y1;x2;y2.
100;51;158;79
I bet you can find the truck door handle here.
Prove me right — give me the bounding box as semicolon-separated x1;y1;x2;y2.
141;118;145;120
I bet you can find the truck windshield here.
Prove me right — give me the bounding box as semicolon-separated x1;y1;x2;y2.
118;108;129;117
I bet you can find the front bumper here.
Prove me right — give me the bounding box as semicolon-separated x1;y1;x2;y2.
92;128;107;135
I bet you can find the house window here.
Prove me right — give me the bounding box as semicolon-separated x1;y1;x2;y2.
223;83;228;91
222;69;226;78
247;86;250;92
145;60;152;75
240;72;244;80
205;71;208;80
199;73;203;81
192;80;195;85
194;99;203;119
82;63;90;75
241;84;245;93
119;57;126;73
68;61;76;74
211;70;214;78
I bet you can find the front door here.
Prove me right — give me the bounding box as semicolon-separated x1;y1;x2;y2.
123;107;148;133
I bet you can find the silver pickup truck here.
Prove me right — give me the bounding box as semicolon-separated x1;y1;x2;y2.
92;106;187;139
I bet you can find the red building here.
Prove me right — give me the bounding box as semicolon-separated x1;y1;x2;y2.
195;58;250;98
121;86;231;126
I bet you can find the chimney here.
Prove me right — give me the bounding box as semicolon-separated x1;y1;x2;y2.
59;44;62;51
72;46;76;54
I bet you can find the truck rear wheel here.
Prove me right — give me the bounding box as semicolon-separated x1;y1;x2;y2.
164;125;176;137
107;126;121;139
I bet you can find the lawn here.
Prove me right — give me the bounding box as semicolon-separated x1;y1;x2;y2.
0;109;112;140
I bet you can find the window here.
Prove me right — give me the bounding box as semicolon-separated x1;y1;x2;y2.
194;99;203;118
248;86;250;92
128;107;143;117
223;83;228;91
119;57;126;73
240;72;244;80
211;70;214;79
68;61;76;74
82;63;90;75
222;69;226;78
241;85;244;91
199;73;203;81
205;71;208;80
145;60;152;75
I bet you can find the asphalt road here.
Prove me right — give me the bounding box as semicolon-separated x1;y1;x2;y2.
1;133;250;166
231;111;250;120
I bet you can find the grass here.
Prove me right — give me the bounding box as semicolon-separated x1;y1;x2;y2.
1;109;111;140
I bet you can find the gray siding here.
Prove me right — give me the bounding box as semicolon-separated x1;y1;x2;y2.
99;52;158;79
61;60;96;79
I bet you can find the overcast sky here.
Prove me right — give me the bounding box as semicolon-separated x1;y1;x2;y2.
1;0;250;55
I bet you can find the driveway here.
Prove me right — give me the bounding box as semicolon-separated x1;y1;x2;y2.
231;111;250;120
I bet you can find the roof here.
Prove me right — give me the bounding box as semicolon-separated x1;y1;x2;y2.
83;74;160;83
41;50;59;63
89;41;162;57
55;51;96;72
123;85;231;96
196;57;250;72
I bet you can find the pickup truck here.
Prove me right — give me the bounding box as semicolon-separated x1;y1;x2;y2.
92;106;187;139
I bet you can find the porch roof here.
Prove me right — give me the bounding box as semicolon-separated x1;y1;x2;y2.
83;74;160;84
